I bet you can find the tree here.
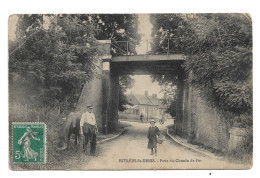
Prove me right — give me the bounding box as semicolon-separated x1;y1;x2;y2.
82;14;141;111
9;15;101;112
150;74;178;117
78;14;141;56
9;14;141;112
150;14;186;54
150;14;252;125
118;75;135;111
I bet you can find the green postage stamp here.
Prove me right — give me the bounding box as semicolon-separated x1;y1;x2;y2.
12;122;46;163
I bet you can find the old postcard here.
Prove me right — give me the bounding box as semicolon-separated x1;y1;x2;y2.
9;13;252;170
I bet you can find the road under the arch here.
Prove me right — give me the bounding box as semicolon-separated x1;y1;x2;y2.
80;120;245;170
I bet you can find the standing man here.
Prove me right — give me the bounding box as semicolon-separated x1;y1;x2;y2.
80;105;98;156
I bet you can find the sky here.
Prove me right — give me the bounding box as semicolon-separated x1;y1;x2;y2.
125;75;163;98
135;14;153;54
8;15;18;41
127;14;163;98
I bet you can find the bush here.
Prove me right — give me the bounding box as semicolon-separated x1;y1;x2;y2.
227;127;253;164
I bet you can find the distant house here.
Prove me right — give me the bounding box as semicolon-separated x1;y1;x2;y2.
123;91;167;119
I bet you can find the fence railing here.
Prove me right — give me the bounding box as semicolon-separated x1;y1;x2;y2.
111;38;180;56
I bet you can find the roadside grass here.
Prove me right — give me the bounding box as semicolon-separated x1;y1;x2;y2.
226;130;253;165
9;103;126;170
9;102;68;170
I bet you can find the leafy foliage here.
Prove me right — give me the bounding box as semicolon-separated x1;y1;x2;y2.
79;14;141;56
89;14;141;111
118;75;135;111
81;14;140;110
167;98;177;117
9;14;140;113
150;14;252;123
9;15;100;112
150;74;178;117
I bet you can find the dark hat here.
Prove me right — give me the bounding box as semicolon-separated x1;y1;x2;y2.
150;119;156;123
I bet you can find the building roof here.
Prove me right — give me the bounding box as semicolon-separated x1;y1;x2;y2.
126;94;140;105
135;95;153;105
126;93;166;107
126;94;153;105
147;96;161;105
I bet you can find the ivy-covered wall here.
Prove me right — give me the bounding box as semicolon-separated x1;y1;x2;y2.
175;79;231;152
189;88;231;152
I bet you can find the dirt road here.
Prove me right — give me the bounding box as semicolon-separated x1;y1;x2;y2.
80;120;246;170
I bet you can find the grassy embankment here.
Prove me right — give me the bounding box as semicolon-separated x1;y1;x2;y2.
9;103;126;170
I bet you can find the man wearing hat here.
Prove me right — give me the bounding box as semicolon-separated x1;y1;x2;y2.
80;105;98;156
147;119;160;156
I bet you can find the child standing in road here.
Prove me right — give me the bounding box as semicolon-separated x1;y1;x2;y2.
147;120;160;156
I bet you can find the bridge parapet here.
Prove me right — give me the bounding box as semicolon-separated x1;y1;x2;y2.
111;37;182;56
112;54;185;62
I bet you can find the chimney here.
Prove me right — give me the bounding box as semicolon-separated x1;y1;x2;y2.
145;91;148;97
152;94;157;98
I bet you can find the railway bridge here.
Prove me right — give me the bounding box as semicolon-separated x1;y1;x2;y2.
75;40;231;153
